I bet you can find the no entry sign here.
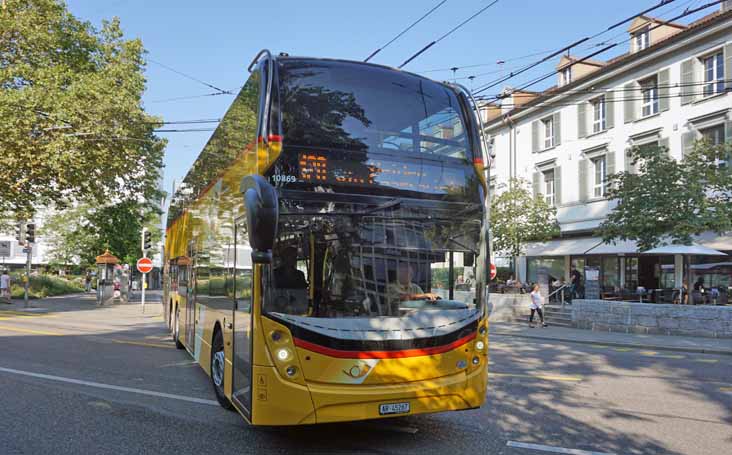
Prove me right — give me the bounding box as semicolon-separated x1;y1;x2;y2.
489;263;497;280
136;257;153;274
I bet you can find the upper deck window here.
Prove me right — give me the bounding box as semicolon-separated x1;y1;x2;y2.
278;60;470;160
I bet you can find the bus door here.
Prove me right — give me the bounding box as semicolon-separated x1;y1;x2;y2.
231;219;254;417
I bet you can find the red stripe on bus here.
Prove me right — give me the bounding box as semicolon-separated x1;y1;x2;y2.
293;332;476;359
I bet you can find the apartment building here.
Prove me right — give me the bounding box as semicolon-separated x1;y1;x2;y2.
483;6;732;297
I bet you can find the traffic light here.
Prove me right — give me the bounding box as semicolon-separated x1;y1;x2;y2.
142;228;152;251
14;222;25;245
25;223;35;244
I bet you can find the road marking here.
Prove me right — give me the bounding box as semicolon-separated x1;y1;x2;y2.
110;339;174;350
507;441;615;455
695;359;719;363
719;387;732;392
491;372;583;382
613;348;632;352
0;324;62;336
0;366;220;406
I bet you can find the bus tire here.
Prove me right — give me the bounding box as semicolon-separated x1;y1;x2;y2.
173;306;184;350
210;327;234;411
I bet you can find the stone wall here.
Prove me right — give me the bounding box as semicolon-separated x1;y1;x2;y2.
487;293;532;322
572;299;732;338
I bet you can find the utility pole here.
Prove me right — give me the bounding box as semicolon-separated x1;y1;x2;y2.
140;228;151;313
24;223;35;308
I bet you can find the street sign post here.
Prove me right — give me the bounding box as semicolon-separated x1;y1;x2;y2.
0;240;10;258
137;257;153;313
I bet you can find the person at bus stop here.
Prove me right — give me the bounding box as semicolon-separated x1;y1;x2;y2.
84;271;92;292
273;246;308;289
529;283;547;328
1;270;11;302
569;266;581;301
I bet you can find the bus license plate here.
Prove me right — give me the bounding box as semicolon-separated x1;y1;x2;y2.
379;402;410;415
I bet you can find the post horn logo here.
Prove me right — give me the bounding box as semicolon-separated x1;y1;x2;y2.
343;362;372;379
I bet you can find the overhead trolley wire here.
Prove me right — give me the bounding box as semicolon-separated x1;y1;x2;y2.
147;58;233;94
364;0;449;62
507;0;726;95
398;0;501;69
470;0;680;95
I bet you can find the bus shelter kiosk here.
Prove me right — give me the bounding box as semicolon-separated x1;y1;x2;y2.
96;250;119;306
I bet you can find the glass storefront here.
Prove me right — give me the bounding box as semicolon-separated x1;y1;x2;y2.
527;257;565;284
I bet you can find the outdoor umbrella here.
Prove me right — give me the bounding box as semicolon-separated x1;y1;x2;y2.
642;244;727;304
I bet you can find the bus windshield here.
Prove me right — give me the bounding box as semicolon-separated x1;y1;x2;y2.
265;199;482;319
278;59;470;160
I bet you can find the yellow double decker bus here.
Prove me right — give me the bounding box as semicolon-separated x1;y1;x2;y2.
163;50;491;425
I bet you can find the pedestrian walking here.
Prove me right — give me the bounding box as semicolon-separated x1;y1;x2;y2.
0;269;11;302
529;283;547;328
84;270;92;292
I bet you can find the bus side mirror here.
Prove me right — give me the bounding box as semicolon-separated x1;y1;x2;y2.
240;175;278;264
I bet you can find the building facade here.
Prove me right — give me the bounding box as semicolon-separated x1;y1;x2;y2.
484;7;732;300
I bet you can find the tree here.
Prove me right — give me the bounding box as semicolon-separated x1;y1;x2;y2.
491;178;560;260
0;0;165;218
599;141;732;251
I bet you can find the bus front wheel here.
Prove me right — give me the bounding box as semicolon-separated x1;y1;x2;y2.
211;328;234;411
173;306;184;350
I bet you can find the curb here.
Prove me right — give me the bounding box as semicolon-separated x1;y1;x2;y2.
490;331;732;356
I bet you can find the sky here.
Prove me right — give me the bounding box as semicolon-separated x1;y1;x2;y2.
65;0;713;199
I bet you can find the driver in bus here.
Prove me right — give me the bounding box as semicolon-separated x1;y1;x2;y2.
273;246;308;289
386;262;440;314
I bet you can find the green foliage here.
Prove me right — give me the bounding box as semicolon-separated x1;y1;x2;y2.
0;0;165;217
42;201;162;268
599;141;732;251
9;274;84;299
491;178;560;259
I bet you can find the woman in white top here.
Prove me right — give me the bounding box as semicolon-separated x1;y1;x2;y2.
529;284;547;328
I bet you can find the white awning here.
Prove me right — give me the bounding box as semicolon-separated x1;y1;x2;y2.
525;237;604;257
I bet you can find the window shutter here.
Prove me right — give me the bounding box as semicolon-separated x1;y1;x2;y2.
680;59;696;105
624;82;636;123
725;44;732;92
681;131;696;158
578;102;587;138
553;112;561;146
532;171;541;200
532;120;540;153
659;137;670;156
658;68;670;112
624;147;636;174
606;91;615;130
554;166;562;206
578;159;589;202
606;150;616;177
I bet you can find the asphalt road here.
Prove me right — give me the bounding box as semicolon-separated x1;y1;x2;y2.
0;293;730;455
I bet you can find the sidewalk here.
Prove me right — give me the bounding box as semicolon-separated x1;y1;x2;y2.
490;322;732;356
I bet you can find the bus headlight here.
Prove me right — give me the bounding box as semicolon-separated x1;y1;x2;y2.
276;348;291;362
472;356;480;365
271;330;283;342
475;340;485;351
479;326;487;336
286;366;297;377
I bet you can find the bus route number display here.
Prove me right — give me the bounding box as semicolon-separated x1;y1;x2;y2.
298;153;464;194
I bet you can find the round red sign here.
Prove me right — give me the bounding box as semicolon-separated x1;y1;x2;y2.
137;257;153;274
489;263;497;280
